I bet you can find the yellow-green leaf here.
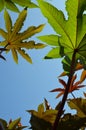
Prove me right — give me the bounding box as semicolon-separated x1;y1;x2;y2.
18;49;32;63
11;8;27;39
80;70;86;83
44;47;61;59
0;0;4;12
8;118;21;129
38;103;44;116
37;35;59;46
12;0;38;8
11;49;18;64
68;98;86;117
5;0;19;13
4;9;12;33
0;9;45;63
0;29;7;39
18;24;45;41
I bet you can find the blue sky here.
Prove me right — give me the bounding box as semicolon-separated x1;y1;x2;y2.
0;0;85;129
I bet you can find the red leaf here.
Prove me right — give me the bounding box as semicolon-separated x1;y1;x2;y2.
50;74;86;98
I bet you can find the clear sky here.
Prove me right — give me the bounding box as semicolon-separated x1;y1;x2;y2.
0;0;85;129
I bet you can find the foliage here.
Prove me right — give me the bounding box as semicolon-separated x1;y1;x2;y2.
50;75;85;98
0;8;46;63
0;0;86;130
0;0;38;13
0;118;27;130
28;98;86;130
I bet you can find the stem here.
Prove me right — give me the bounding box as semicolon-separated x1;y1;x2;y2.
52;50;77;130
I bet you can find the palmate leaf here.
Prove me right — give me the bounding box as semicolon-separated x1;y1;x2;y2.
30;115;52;130
0;118;26;130
37;35;59;46
8;118;21;129
0;0;38;12
37;0;86;60
58;114;86;130
50;75;85;98
28;103;58;124
68;98;86;117
0;9;45;63
5;0;19;13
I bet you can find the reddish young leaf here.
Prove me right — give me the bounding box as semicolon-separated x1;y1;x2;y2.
80;70;86;83
83;92;86;98
50;75;86;98
75;62;83;71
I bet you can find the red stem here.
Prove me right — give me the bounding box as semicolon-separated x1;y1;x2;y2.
52;50;77;130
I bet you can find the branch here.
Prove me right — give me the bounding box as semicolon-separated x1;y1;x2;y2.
53;49;77;130
0;43;9;60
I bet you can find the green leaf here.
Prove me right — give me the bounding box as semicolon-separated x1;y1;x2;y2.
37;35;59;46
18;49;32;63
58;114;86;130
11;8;27;39
34;43;46;49
37;0;72;49
38;104;44;117
0;0;4;12
30;115;52;130
5;0;19;13
28;102;57;124
0;118;7;129
18;24;45;41
44;47;61;59
11;49;18;64
12;0;38;8
0;9;45;63
8;118;21;129
68;98;86;117
37;0;86;60
0;29;7;39
4;9;12;33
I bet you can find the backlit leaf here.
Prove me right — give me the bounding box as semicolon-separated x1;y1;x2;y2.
8;118;21;129
37;35;59;46
50;75;85;98
11;8;27;39
0;0;4;12
80;70;86;83
38;104;44;117
0;9;45;63
11;49;18;64
18;49;32;63
18;24;45;41
28;102;58;124
0;0;38;12
4;9;12;33
12;0;38;8
5;0;19;13
37;0;86;61
68;98;86;117
44;47;61;59
75;62;83;71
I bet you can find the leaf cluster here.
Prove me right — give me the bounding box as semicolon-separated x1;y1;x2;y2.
28;98;86;130
0;118;27;130
0;7;46;63
0;0;86;130
0;0;38;13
